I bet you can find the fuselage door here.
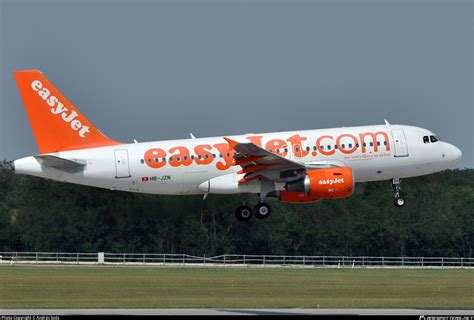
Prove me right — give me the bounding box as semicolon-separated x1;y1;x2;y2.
114;149;131;178
391;129;409;157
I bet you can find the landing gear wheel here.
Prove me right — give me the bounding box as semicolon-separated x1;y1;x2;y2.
254;203;272;219
235;206;253;222
391;178;406;208
394;197;405;207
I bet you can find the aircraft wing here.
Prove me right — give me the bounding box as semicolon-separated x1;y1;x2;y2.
224;137;307;184
224;137;344;184
34;155;86;173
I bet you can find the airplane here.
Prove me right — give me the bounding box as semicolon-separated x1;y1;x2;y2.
12;70;462;221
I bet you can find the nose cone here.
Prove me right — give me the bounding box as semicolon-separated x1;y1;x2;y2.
450;145;462;163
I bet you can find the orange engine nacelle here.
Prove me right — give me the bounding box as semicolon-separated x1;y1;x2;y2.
280;167;354;203
279;191;321;203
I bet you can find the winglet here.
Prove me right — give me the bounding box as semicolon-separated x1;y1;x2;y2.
224;137;240;149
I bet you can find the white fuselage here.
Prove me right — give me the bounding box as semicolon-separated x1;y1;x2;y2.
14;124;462;195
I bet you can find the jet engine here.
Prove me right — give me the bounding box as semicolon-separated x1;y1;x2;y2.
280;167;354;203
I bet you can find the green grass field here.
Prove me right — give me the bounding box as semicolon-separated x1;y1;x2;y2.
0;265;472;309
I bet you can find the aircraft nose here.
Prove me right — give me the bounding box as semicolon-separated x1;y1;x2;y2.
450;145;462;163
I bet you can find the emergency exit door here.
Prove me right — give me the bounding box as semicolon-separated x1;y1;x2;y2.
114;149;131;178
391;129;409;157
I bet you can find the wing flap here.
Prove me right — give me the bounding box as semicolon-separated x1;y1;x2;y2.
224;137;306;183
224;137;346;185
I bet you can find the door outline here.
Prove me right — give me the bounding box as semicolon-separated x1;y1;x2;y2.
391;129;409;157
114;149;131;179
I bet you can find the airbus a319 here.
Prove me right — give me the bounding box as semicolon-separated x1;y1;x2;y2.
12;70;462;221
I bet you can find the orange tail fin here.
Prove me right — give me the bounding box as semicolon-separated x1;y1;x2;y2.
13;70;120;154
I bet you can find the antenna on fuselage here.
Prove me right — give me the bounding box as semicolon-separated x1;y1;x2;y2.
384;119;390;125
190;133;196;139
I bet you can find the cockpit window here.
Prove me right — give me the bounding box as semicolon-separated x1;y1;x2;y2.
430;135;438;143
423;136;430;144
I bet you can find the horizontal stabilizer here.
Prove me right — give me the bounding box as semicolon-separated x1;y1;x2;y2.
34;155;86;173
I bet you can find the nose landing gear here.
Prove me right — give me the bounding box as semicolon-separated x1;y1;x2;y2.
392;178;406;207
394;197;405;207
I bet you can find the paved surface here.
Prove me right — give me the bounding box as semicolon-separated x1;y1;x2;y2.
1;309;473;316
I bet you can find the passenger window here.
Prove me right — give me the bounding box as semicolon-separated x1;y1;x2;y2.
327;145;332;150
205;154;209;159
184;156;187;161
295;147;300;152
306;147;310;151
321;145;324;150
377;141;380;146
334;145;338;149
348;143;353;148
313;146;317;151
341;144;345;149
162;158;166;162
383;141;387;146
423;136;430;144
430;135;438;143
155;158;159;163
169;157;173;161
369;142;373;147
140;159;144;164
148;159;152;163
191;155;195;160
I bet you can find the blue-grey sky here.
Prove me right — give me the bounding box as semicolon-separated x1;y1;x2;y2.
1;0;472;168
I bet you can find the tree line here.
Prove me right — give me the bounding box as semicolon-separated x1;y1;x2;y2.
0;160;472;257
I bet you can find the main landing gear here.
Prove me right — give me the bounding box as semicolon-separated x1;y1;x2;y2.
254;203;272;219
235;198;272;222
235;205;253;222
392;178;406;207
235;179;274;222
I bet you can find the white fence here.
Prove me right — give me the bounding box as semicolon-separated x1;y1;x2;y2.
0;252;472;269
